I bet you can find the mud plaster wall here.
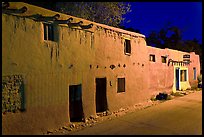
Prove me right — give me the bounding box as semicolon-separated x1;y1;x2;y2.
2;12;97;134
2;2;201;135
147;46;200;93
2;12;148;134
187;52;200;86
147;46;174;94
94;29;150;111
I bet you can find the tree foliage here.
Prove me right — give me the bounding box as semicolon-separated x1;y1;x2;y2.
55;2;131;27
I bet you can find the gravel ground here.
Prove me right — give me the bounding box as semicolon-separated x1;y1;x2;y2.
44;89;201;135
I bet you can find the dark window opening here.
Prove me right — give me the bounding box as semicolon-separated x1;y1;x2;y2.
43;23;54;41
124;39;131;54
117;78;125;93
149;54;156;62
161;56;167;63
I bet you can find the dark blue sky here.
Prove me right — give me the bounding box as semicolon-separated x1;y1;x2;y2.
122;2;202;44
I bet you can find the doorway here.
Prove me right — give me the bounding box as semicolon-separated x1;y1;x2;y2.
95;78;108;113
175;68;180;90
69;84;84;122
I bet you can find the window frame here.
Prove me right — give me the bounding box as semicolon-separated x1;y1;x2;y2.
193;67;196;80
161;56;167;63
124;39;131;55
43;22;55;41
149;54;156;62
117;78;125;93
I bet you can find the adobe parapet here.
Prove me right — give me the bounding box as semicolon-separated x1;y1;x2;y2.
3;2;145;39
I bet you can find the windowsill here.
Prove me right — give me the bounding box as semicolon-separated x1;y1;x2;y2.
44;39;57;42
43;40;58;47
117;91;125;93
125;53;131;56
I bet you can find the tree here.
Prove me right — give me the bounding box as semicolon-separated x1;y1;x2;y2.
147;26;183;49
25;2;57;11
119;25;141;33
55;2;131;27
184;39;202;67
25;2;131;28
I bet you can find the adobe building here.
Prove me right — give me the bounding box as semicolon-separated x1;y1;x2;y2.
2;2;200;135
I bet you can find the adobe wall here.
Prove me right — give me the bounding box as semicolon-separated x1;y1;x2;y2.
2;2;201;135
2;3;96;134
146;46;174;94
146;46;200;94
93;27;150;111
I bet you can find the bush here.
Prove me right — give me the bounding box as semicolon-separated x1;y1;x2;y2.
197;74;202;88
156;92;168;100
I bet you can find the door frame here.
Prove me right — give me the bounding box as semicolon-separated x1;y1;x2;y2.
175;67;180;90
69;84;84;122
95;77;108;113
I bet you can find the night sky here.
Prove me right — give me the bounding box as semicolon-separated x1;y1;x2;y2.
122;2;202;44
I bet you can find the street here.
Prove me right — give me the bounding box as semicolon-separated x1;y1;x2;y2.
67;91;202;135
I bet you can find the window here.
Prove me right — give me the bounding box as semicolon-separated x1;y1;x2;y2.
117;78;125;93
161;56;167;63
124;39;131;55
180;70;187;82
193;67;196;80
43;23;54;41
149;54;156;62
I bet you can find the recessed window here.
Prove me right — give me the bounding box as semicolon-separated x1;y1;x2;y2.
43;23;54;41
180;70;187;82
117;78;125;93
161;56;167;63
193;67;196;80
149;54;156;62
124;39;131;55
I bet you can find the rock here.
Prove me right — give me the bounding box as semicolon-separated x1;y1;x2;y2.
119;108;125;112
89;115;95;119
84;118;89;123
81;124;86;127
108;117;111;120
106;110;112;116
47;130;53;134
62;126;69;130
70;123;75;128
